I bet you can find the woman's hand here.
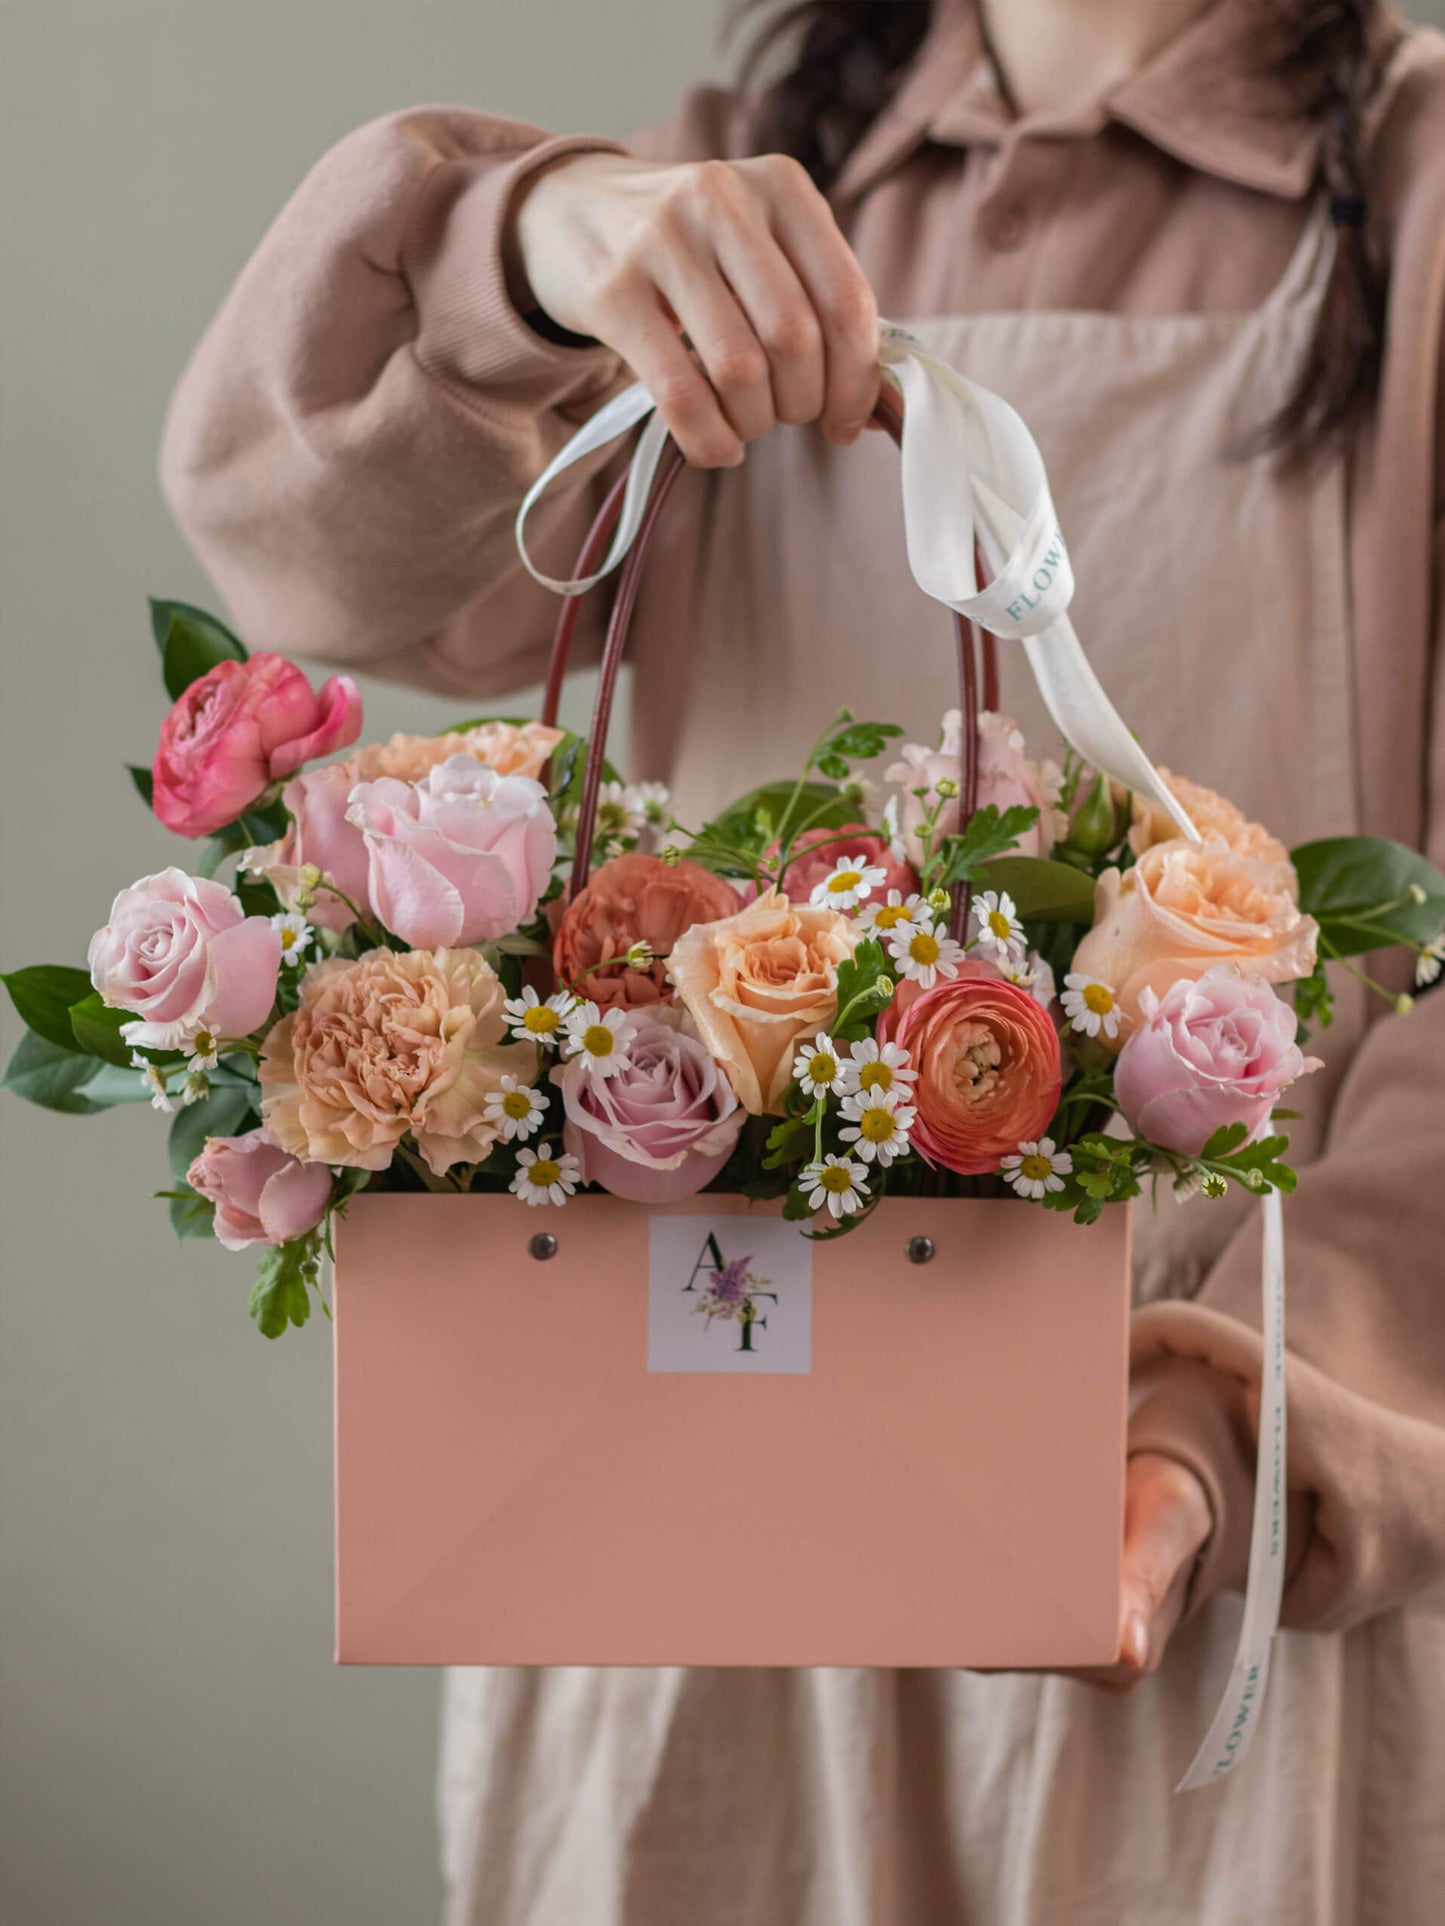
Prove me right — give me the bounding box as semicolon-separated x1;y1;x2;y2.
504;151;882;467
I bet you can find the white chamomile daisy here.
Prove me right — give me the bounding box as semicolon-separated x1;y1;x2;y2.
130;1052;175;1114
887;919;965;989
970;890;1025;961
855;889;927;938
270;909;314;969
838;1036;917;1099
800;1153;871;1220
838;1089;916;1166
1002;950;1058;1008
1415;934;1445;988
181;1071;210;1107
484;1076;547;1142
1060;972;1121;1040
503;986;577;1049
595;780;646;844
182;1026;221;1072
810;854;889;912
791;1031;846;1098
562;999;636;1078
628;781;672;829
510;1143;580;1207
1000;1137;1073;1200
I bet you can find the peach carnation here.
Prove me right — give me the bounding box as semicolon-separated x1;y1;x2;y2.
555;853;742;1011
346;719;563;786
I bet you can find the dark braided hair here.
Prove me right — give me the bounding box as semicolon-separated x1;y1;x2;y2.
736;0;1394;469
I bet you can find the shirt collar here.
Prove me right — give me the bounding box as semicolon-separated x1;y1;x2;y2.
830;0;1396;206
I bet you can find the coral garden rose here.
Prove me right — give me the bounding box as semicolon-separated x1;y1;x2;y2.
746;824;917;909
878;962;1063;1175
668;888;858;1114
347;756;557;947
1112;965;1321;1157
260;946;532;1174
553;1005;745;1202
885;710;1063;865
1129;770;1290;869
1071;838;1318;1041
554;853;742;1010
186;1127;334;1252
88;867;281;1049
152;653;361;838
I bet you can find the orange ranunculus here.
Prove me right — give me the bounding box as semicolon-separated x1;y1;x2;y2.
1129;771;1291;870
1071;837;1318;1045
555;853;743;1011
667;888;857;1114
877;964;1062;1175
260;946;532;1174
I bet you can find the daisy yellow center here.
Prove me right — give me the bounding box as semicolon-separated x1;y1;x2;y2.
193;1030;216;1055
583;1023;615;1058
528;1158;561;1188
818;1165;854;1195
872;904;908;929
857;1060;892;1093
859;1107;896;1143
909;930;941;966
1082;983;1115;1015
523;1006;560;1036
279;928;300;951
807;1051;837;1084
598;802;628;833
987;910;1013;941
828;870;864;895
502;1089;534;1120
1020;1153;1053;1183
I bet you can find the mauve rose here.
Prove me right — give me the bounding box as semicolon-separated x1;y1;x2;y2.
1113;966;1321;1156
555;854;742;1010
153;653;361;838
186;1128;334;1252
553;1005;745;1202
347;756;557;947
87;867;281;1049
885;710;1063;865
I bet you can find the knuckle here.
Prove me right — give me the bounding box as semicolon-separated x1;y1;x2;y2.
653;370;710;423
759;150;817;202
709;336;769;393
763;304;822;362
822;273;878;339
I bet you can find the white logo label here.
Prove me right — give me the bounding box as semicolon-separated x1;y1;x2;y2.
647;1216;814;1375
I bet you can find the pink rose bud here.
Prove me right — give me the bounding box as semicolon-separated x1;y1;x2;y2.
87;867;281;1049
186;1128;334;1251
1113;965;1321;1156
153;653;362;838
346;756;557;948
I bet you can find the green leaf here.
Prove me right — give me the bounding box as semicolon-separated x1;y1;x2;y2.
1293;958;1335;1034
1292;836;1445;956
762;1115;815;1170
128;763;155;808
158;608;248;702
2;1031;151;1113
157;1182;218;1241
68;992;142;1067
1201;1121;1251;1160
831;937;892;1039
821;721;903;762
249;1238;314;1339
815;754;851;782
972;855;1097;925
781;1186;816;1223
168;1084;259;1180
938;804;1040;885
697;780;858;864
2;965;96;1052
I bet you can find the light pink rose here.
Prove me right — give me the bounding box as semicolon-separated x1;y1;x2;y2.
87;867;281;1049
153;653;362;838
885;710;1063;865
553;1006;744;1202
1113;966;1321;1156
186;1128;334;1252
346;756;557;947
259;762;375;934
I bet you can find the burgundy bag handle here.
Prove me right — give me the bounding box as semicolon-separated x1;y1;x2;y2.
542;389;998;943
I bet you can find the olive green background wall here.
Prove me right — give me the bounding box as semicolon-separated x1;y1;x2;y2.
3;4;1442;1922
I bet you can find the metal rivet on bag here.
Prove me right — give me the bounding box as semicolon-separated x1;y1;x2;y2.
528;1233;558;1261
905;1236;935;1265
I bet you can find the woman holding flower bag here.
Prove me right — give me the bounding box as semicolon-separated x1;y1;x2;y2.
158;1;1445;1921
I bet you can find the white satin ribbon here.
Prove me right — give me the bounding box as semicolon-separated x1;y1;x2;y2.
514;320;1284;1789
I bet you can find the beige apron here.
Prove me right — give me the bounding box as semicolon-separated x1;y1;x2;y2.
440;47;1445;1926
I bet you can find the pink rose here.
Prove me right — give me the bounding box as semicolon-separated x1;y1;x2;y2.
186;1128;334;1252
346;756;557;947
553;1006;744;1202
884;710;1063;865
87;867;281;1049
1113;966;1321;1156
260;763;374;934
153;653;361;838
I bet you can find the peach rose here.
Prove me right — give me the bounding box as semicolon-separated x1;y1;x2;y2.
667;888;858;1114
1071;838;1318;1043
260;947;532;1174
555;853;742;1011
877;963;1063;1175
1129;771;1290;870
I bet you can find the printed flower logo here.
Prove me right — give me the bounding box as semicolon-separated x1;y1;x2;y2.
694;1253;777;1353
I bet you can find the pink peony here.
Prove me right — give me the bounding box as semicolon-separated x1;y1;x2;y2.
553;1005;745;1202
885;710;1063;865
87;867;281;1049
1113;966;1321;1156
346;756;557;947
153;653;361;838
186;1128;334;1252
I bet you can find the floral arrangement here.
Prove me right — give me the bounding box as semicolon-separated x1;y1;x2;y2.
5;601;1443;1338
